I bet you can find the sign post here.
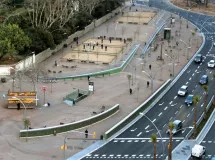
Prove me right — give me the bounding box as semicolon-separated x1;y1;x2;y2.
88;82;94;93
42;86;47;105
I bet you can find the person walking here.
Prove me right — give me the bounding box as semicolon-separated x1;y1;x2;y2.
147;81;150;88
85;129;88;138
130;88;132;95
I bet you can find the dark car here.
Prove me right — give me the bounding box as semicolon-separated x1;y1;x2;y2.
199;75;208;85
194;54;203;63
185;94;194;105
166;120;182;135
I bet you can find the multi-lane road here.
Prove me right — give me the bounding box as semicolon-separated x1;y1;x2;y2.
81;0;215;159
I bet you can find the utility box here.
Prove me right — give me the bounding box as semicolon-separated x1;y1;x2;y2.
164;28;171;40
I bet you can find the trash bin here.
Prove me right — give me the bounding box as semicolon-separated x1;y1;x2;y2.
100;135;103;140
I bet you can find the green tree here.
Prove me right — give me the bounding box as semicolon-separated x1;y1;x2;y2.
202;85;208;119
168;121;174;160
151;133;157;160
0;24;31;60
23;118;31;142
193;95;200;137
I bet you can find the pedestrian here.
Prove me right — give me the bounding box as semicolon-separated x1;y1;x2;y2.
96;42;99;46
83;44;85;49
124;39;126;44
130;88;132;95
76;40;78;45
105;46;107;51
85;129;88;138
88;75;90;81
93;45;95;50
109;37;111;43
17;103;20;110
149;64;151;70
147;81;149;88
101;44;103;49
101;38;103;43
55;60;57;66
47;102;50;107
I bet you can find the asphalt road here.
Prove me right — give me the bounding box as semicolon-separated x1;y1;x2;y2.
81;0;215;159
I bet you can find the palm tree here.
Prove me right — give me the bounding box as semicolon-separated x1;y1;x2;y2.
213;73;215;105
168;121;175;160
151;133;157;160
24;118;31;142
127;74;132;89
202;85;208;119
193;95;200;137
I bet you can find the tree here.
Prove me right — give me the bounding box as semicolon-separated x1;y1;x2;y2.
23;118;31;142
202;85;208;119
127;74;131;89
151;133;157;160
0;24;31;60
168;121;175;160
193;95;200;137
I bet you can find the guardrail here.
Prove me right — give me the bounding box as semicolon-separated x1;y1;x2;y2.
104;79;171;139
20;104;119;138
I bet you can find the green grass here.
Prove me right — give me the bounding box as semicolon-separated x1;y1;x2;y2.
190;104;215;139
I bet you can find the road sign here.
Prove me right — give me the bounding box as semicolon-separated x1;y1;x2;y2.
61;145;67;150
42;86;47;92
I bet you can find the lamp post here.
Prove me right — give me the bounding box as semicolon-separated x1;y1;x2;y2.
142;70;153;94
180;39;191;60
165;49;175;77
12;96;27;121
139;112;165;156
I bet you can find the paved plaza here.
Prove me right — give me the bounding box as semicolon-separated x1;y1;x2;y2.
0;3;203;160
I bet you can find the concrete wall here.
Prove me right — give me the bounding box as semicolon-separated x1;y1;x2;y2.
0;66;11;75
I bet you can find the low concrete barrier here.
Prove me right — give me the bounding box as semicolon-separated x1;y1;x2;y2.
20;104;119;138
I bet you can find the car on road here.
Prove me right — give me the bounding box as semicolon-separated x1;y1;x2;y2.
208;60;215;68
191;144;206;158
199;75;208;85
166;120;182;135
213;42;215;47
194;54;203;63
185;94;193;105
177;85;188;96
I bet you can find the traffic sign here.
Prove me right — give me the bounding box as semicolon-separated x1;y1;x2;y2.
61;145;67;150
42;86;47;92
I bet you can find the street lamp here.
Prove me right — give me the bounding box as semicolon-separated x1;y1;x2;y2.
165;49;175;77
139;112;165;156
179;39;191;60
142;70;153;93
10;67;16;92
12;96;27;121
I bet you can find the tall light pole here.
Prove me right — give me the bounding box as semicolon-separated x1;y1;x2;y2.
139;112;165;156
10;67;16;92
165;49;175;77
180;39;191;60
12;96;27;123
142;70;153;93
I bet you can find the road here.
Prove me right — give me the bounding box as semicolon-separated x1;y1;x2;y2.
81;0;215;159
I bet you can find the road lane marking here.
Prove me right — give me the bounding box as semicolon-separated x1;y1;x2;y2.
159;102;164;106
145;125;149;130
164;107;168;110
175;111;178;115
192;73;195;76
169;101;173;105
169;117;173;121
158;112;163;116
163;124;166;128
201;103;204;107
182;120;185;123
152;119;156;123
186;82;189;85
198;66;200;69
180;105;183;108
192;108;194;111
171;103;177;106
174;96;177;99
189;77;192;80
120;140;125;142
187;113;190;117
137;132;142;137
131;128;137;132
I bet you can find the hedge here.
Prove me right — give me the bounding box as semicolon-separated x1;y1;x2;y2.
20;104;119;137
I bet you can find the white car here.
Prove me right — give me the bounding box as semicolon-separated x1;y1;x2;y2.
191;144;206;158
208;60;215;68
177;85;188;96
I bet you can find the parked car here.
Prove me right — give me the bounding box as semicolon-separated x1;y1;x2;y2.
185;94;194;105
208;60;215;68
194;54;203;63
199;75;208;85
166;120;182;135
191;144;206;158
178;85;188;96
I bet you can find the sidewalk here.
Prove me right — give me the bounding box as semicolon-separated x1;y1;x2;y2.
0;3;203;160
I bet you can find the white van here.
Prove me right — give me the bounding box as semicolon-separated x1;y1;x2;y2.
191;144;206;158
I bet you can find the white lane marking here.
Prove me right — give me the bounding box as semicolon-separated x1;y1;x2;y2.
169;101;173;105
192;73;195;76
115;137;185;140
187;113;190;117
198;66;200;69
195;85;198;88
164;107;168;110
114;140;118;142
158;112;163;116
187;70;191;73
131;128;137;132
162;140;167;142
175;111;178;115
182;120;185;123
171;103;177;106
208;141;212;143
174;96;177;99
189;77;192;80
120;140;125;142
159;102;164;106
201;103;204;107
200;96;202;100
210;71;212;74
169;117;173;121
202;141;206;143
128;140;132;142
141;140;146;142
176;140;180;142
137;132;142;137
186;82;189;85
192;108;194;111
145;125;149;130
192;90;194;93
163;124;166;128
195;69;197;72
152;119;156;123
180;105;183;108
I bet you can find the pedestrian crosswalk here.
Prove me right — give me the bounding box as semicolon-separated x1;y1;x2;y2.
112;138;183;143
85;154;166;159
